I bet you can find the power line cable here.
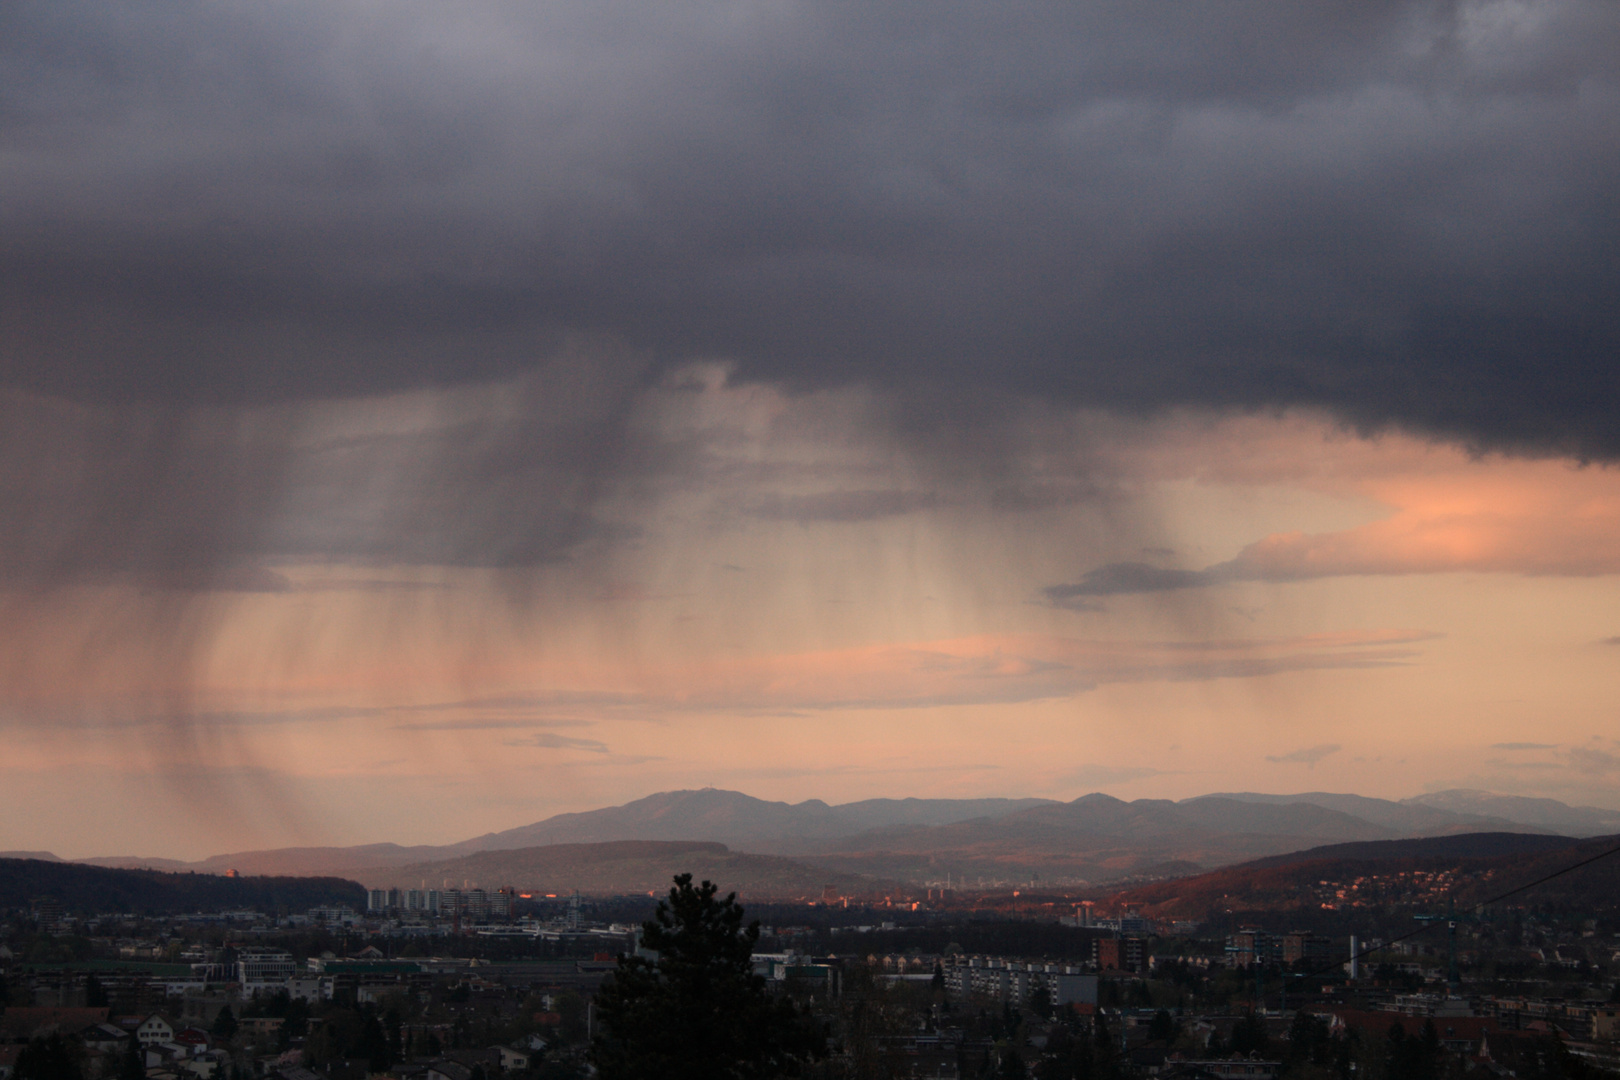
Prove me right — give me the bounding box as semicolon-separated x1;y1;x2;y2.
1277;836;1620;988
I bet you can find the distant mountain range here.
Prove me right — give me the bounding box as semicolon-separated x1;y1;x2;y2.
458;792;1055;852
12;787;1620;894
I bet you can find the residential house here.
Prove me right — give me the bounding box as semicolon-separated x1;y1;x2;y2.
143;1044;195;1071
240;1017;285;1041
494;1046;530;1071
1594;1006;1619;1043
425;1062;473;1080
137;1015;178;1047
1430;1017;1502;1056
179;1049;230;1079
78;1023;133;1054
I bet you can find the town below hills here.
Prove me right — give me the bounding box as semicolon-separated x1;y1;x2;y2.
1103;830;1620;922
6;787;1619;900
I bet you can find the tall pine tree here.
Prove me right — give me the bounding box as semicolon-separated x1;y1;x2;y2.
591;874;822;1080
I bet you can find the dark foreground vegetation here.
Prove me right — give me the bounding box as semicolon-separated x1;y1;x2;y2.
0;858;366;915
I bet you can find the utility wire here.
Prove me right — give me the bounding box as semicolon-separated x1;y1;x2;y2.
1276;836;1620;986
1467;837;1620;909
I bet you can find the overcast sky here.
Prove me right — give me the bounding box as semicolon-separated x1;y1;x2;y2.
3;0;1619;858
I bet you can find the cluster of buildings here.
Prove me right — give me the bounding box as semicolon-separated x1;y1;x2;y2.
8;886;1620;1080
1060;905;1202;943
937;956;1099;1006
1308;996;1620;1075
748;953;843;998
1304;868;1465;911
364;889;517;922
1223;929;1334;968
163;949;458;1008
0;1007;240;1080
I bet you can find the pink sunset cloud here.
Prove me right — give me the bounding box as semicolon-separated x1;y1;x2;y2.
1053;417;1620;599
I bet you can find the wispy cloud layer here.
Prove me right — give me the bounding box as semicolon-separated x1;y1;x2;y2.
620;630;1437;712
1266;744;1343;766
1048;451;1620;599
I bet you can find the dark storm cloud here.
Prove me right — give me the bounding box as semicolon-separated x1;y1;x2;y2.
2;0;1617;451
1;0;1618;600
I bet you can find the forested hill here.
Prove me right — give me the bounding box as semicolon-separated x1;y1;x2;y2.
1239;831;1581;868
0;858;366;915
1105;832;1620;920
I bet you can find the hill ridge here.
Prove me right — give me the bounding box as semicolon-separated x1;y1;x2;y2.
27;786;1620;888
